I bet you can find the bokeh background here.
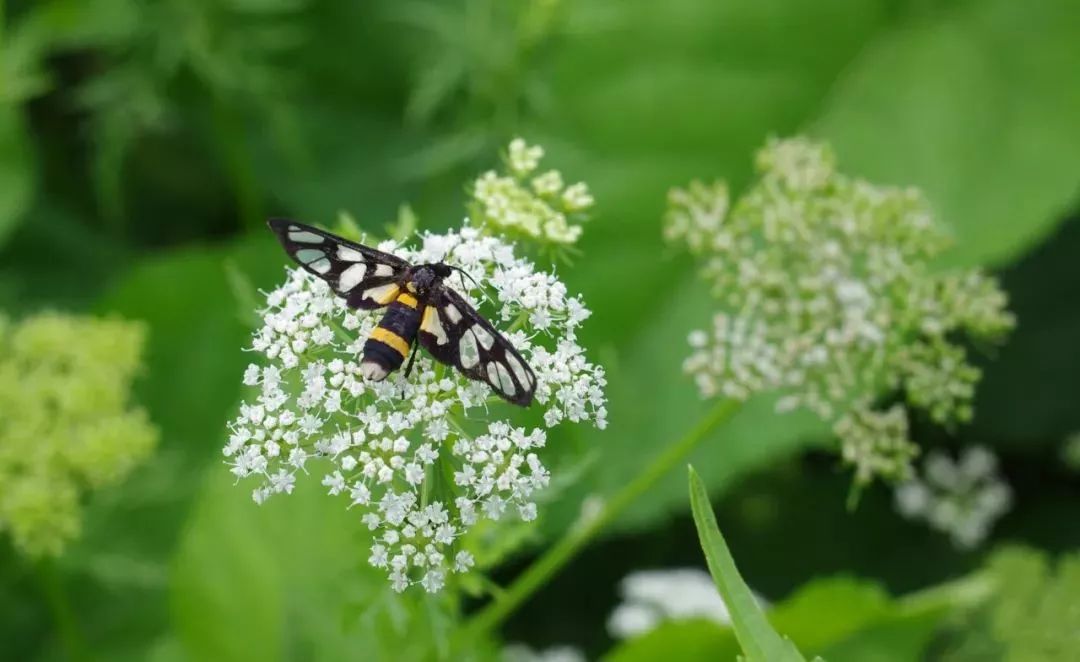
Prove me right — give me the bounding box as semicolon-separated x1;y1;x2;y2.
2;0;1079;660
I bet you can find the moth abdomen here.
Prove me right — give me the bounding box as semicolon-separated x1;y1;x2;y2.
360;292;421;381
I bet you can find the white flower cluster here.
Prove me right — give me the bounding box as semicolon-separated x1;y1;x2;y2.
668;137;1014;484
894;446;1012;549
225;226;606;592
607;568;764;639
471;138;594;244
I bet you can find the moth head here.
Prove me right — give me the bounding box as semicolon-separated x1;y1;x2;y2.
408;264;451;297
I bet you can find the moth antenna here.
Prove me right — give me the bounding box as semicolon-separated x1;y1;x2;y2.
447;264;494;307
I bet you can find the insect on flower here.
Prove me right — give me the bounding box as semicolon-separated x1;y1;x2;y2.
268;218;537;406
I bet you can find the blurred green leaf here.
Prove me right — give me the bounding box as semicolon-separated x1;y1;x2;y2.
769;578;890;653
0;106;34;248
604;619;740;662
813;0;1080;268
95;236;281;458
689;466;807;662
171;460;497;662
937;546;1080;661
968;214;1080;446
773;577;954;662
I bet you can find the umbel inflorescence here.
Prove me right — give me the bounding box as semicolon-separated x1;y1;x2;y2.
470;138;593;245
226;141;606;593
0;313;159;557
666;137;1014;485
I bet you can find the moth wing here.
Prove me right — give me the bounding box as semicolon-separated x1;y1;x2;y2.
418;286;537;406
268;218;408;309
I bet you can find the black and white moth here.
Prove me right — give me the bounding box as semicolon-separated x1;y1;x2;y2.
268;218;537;406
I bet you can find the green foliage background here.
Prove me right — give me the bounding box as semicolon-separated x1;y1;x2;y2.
1;0;1078;660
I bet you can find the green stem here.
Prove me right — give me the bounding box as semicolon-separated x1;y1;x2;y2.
36;559;89;661
456;398;741;644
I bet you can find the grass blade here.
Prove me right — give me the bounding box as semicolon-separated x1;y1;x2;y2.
688;465;809;662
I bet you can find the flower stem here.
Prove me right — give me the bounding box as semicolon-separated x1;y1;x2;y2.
456;398;740;643
36;559;89;661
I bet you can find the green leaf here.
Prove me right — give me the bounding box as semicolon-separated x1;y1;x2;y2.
813;0;1080;268
939;546;1080;661
688;465;807;662
171;461;496;661
773;577;954;662
604;619;741;662
768;578;891;653
0;106;34;248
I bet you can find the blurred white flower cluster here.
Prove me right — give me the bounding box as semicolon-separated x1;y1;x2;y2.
667;137;1014;485
503;643;586;662
471;138;594;244
894;446;1012;549
607;568;762;639
226;225;606;593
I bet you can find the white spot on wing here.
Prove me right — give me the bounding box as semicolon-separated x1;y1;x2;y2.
445;304;462;324
472;325;495;350
296;248;324;264
505;354;532;388
374;264;394;277
289;230;324;244
311;258;331;274
488;362;515;396
459;330;479;368
422;308;449;345
362;283;399;305
338;263;367;292
338;246;366;262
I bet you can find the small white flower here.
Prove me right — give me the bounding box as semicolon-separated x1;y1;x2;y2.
322;471;346;496
420;569;445;593
508;138;544;175
454;550;474;573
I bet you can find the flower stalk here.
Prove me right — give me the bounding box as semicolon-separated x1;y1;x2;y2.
456;398;740;645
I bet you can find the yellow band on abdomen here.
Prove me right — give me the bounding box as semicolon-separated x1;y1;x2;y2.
396;292;419;309
369;327;410;358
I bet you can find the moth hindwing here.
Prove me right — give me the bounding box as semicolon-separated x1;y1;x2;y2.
418;287;536;406
268;218;537;406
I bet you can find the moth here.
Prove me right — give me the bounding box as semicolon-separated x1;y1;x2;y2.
268;218;536;406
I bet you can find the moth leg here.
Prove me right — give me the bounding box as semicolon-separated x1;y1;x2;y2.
403;335;420;380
